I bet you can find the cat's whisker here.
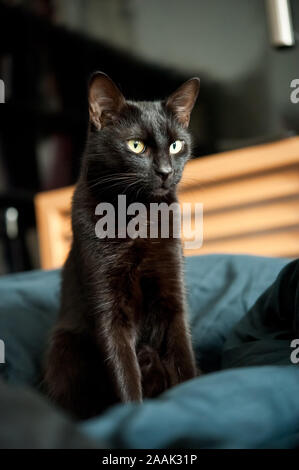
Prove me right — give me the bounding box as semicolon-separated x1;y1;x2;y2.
88;176;138;190
124;180;143;193
89;176;137;186
135;185;145;201
88;172;139;182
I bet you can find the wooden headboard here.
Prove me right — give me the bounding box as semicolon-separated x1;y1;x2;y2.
35;137;299;269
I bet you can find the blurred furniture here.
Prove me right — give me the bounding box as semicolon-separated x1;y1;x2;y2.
35;186;73;270
181;136;299;258
0;191;36;273
35;137;299;269
0;4;205;195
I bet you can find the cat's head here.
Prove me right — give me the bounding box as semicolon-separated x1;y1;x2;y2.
84;72;199;201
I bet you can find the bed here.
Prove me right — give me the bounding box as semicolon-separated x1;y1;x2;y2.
0;254;298;448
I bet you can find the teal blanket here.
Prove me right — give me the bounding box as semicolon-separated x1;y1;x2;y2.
0;255;298;448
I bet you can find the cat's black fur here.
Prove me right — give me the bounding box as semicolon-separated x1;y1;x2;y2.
44;72;200;419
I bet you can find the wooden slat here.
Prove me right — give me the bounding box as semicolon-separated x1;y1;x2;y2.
179;168;299;212
182;198;299;241
34;186;73;269
184;229;299;258
34;138;299;268
181;136;299;188
35;186;74;211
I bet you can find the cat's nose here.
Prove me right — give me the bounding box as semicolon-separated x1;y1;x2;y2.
155;165;173;181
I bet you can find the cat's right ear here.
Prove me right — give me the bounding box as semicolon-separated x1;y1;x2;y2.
88;72;126;130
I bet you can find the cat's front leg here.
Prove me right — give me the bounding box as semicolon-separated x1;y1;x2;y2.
98;317;143;403
162;310;198;386
150;265;198;386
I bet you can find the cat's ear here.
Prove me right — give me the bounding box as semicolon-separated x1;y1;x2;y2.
166;78;200;128
88;72;126;130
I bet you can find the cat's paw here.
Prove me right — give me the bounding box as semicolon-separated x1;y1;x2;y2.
137;345;169;397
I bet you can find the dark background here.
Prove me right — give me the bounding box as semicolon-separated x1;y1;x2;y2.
0;0;299;273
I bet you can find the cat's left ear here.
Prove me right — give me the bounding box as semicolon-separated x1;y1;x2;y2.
88;72;126;130
166;78;200;128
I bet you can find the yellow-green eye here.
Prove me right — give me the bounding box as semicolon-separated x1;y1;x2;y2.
127;140;146;154
169;140;183;154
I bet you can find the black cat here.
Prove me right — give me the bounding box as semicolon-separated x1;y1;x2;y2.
44;72;200;419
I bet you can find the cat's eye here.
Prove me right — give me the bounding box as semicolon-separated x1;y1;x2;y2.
169;140;184;154
127;140;146;154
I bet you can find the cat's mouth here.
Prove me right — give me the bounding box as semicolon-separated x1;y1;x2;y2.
152;182;174;197
153;187;169;196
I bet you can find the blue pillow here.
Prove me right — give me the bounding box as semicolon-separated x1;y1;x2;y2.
222;258;299;369
0;254;288;387
185;254;288;371
0;269;60;386
81;365;299;449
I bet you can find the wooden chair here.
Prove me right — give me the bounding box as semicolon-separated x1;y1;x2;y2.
35;137;299;269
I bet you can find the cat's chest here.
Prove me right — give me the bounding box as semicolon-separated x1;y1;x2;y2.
121;236;178;273
112;237;180;298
